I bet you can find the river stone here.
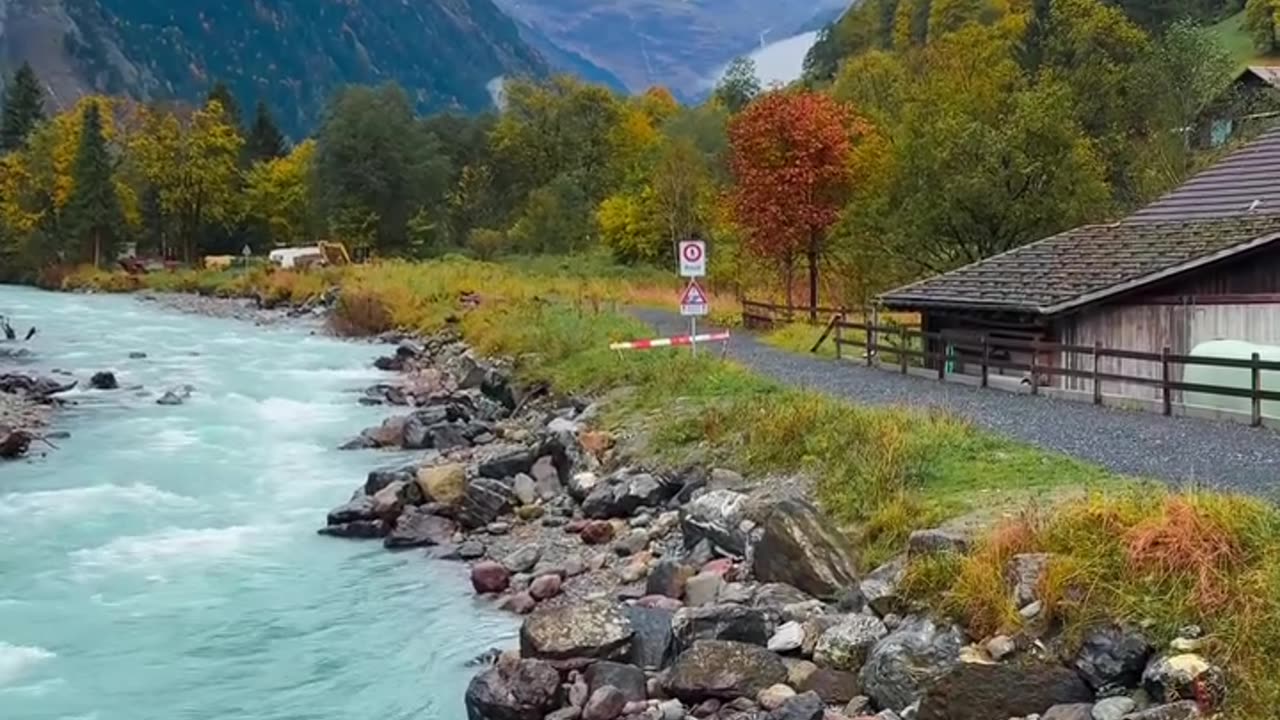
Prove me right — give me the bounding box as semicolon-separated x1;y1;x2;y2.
478;445;536;479
626;605;675;670
754;583;813;608
521;601;634;661
583;471;677;519
1120;701;1201;720
859;616;965;712
472;561;511;594
570;472;602;501
1075;625;1154;691
1091;696;1135;720
1007;553;1051;609
89;371;119;390
503;545;542;574
1042;704;1094;720
327;495;376;525
665;640;788;702
529;574;562;601
586;661;648;703
752;499;859;600
768;621;805;653
371;481;408;520
647;560;696;599
915;662;1094;720
582;685;626;720
501;592;538;615
859;558;907;616
417;463;467;506
683;572;723;607
156;390;184;405
460;477;517;529
511;474;538;506
581;520;615;545
366;465;416;495
758;683;796;710
797;667;860;704
672;604;775;652
531;456;562;499
1142;653;1220;704
383;507;457;548
768;690;823;720
718;582;753;605
813;615;889;671
317;519;387;539
464;657;561;720
614;529;650;557
906;528;971;557
681;490;752;556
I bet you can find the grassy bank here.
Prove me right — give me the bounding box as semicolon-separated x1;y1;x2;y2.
60;259;1280;717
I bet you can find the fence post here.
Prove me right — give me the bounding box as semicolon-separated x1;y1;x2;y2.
981;335;990;388
1161;347;1172;416
900;326;908;375
936;334;946;382
1030;339;1040;395
1253;352;1263;428
1092;341;1102;406
834;313;843;361
869;306;879;367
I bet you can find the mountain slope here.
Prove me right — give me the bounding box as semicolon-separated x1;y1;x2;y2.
493;0;850;98
0;0;549;136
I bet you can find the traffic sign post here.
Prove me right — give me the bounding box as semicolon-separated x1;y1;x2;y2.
678;240;706;278
680;279;709;356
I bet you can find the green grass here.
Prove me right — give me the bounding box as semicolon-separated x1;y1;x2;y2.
760;322;841;358
1211;10;1267;69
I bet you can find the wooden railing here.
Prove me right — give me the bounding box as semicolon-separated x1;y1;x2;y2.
744;304;1280;428
740;299;848;329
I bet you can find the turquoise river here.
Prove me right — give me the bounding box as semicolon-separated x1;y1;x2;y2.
0;286;514;720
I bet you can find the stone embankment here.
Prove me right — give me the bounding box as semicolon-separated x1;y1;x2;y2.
322;335;1225;720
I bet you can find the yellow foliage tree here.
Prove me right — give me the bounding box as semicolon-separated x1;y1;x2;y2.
244;140;315;248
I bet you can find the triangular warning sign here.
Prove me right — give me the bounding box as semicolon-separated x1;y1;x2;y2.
680;280;707;306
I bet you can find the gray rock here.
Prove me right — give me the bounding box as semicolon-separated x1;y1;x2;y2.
665;640;788;702
460;477;517;529
1091;696;1135;720
647;560;696;599
986;635;1017;662
845;696;872;717
1075;626;1154;691
383;507;457;549
89;371;119;390
708;468;746;491
859;617;965;712
657;699;685;720
327;494;376;525
521;601;634;661
503;546;542;574
683;572;724;607
796;667;860;704
1041;704;1094;720
464;658;561;720
583;471;677;519
532;456;563;500
583;685;626;720
1142;653;1221;705
767;690;823;720
859;558;906;616
626;605;675;670
585;661;648;703
512;474;539;506
317;519;387;539
672;604;775;652
767;621;805;653
813;615;889;672
156;390;185;406
1007;553;1052;609
570;472;602;501
478;445;536;479
718;583;753;605
457;540;486;560
752;499;860;601
1119;701;1201;720
680;490;753;557
906;528;970;557
915;662;1094;720
614;529;651;557
753;584;813;608
366;465;416;495
545;707;580;720
758;683;796;710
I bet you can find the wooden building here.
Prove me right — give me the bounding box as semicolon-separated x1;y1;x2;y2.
878;125;1280;400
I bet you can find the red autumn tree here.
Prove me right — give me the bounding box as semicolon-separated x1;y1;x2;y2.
728;91;861;318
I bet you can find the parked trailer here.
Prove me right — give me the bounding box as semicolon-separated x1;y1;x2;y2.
1184;340;1280;420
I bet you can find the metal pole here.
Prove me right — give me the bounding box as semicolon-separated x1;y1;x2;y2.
1253;352;1263;427
1161;346;1172;416
691;316;697;358
981;336;989;388
1093;341;1103;406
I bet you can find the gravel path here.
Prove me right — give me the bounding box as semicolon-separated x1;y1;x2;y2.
634;309;1280;498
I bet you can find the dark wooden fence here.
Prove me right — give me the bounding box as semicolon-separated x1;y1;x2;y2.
740;300;849;329
742;300;1280;428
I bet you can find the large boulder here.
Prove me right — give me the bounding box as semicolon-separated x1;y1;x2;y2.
460;477;518;529
796;667;860;704
672;604;776;652
681;490;753;557
478;445;535;479
1074;625;1154;691
1142;653;1223;705
383;507;457;549
768;690;824;720
343;416;409;450
464;658;562;720
915;662;1094;720
859;559;907;616
858;616;965;712
813;615;889;672
582;686;626;720
582;471;677;519
472;562;511;594
752;499;860;600
665;640;788;702
367;465;417;495
907;528;971;557
520;601;634;661
530;456;563;500
585;661;648;703
317;519;387;539
417;463;468;506
89;371;119;390
647;560;696;599
626;605;675;670
327;495;376;525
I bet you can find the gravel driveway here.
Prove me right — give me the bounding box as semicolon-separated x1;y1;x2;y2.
634;309;1280;497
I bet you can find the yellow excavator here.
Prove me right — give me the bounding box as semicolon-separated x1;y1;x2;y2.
317;241;353;266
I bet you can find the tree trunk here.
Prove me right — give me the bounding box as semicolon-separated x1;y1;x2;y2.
93;230;101;269
784;256;795;317
807;233;819;323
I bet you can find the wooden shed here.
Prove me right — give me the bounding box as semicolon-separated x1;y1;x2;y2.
878;125;1280;401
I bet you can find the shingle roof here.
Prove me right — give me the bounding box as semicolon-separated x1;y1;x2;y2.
1129;124;1280;222
1242;65;1280;90
879;215;1280;314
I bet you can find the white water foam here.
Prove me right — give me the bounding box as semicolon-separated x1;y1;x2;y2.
70;525;271;575
0;643;56;686
0;484;195;521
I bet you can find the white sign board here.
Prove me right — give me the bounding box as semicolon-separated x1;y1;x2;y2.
680;279;709;317
678;240;706;277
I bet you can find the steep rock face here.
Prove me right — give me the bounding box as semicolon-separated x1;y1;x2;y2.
0;0;548;135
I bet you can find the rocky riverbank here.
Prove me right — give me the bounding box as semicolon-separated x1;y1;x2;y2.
320;335;1226;720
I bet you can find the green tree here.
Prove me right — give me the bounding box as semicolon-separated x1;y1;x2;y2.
713;57;761;113
64;101;125;267
206;81;243;130
312;84;451;254
246;100;287;163
1246;0;1280;53
1;62;46;152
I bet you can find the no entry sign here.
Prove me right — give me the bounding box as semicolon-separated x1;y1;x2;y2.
680;279;709;316
679;240;706;277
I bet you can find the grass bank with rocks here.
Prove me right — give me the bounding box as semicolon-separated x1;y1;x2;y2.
59;258;1280;719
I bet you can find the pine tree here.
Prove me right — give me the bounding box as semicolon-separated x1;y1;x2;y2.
64;102;125;267
206;81;242;129
247;100;287;162
1;62;46;151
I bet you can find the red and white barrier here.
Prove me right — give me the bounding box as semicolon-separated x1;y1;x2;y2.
610;331;730;351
